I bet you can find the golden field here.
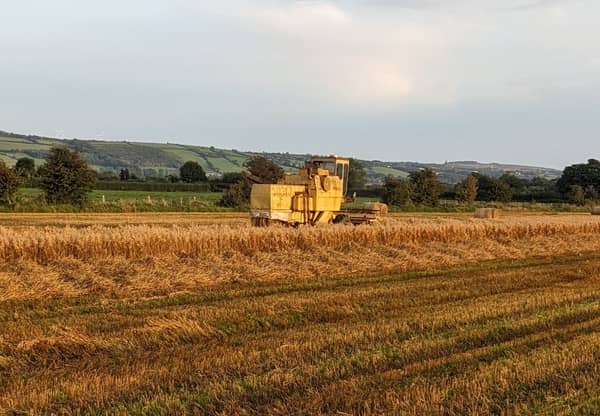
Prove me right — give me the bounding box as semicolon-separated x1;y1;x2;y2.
1;212;600;414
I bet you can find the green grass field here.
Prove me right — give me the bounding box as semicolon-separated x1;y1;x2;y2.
368;165;410;178
11;188;588;214
18;188;222;203
205;156;242;173
12;188;228;213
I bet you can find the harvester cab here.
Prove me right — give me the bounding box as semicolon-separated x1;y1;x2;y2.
306;156;350;198
250;155;387;227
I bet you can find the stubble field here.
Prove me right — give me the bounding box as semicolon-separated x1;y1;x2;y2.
1;212;600;415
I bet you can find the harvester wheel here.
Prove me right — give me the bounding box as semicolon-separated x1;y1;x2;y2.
251;217;270;227
333;214;351;225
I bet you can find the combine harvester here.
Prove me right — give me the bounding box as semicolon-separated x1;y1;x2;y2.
249;156;387;226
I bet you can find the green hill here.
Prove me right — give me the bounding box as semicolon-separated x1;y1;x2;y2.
0;130;561;183
0;131;250;178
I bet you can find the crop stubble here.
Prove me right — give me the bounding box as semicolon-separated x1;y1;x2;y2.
1;213;600;414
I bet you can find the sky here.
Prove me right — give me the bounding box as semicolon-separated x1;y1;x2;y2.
2;0;599;169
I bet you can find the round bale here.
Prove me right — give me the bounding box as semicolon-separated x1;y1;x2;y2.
475;208;500;219
363;202;389;216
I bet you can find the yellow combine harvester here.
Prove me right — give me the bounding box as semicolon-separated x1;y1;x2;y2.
250;156;387;226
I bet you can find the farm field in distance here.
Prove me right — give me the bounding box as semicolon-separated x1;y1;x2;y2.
17;188;223;203
2;212;600;414
10;188;228;213
10;188;593;215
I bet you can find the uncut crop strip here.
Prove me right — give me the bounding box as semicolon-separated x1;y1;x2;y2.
1;216;600;263
2;254;600;414
4;227;600;302
0;212;249;228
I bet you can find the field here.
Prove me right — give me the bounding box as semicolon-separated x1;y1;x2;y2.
2;212;600;414
11;188;589;215
17;188;223;204
11;189;228;213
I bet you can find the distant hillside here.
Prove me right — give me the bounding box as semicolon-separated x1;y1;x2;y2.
0;130;562;184
368;160;561;184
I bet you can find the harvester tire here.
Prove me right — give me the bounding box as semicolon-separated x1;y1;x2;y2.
251;217;270;227
333;214;351;225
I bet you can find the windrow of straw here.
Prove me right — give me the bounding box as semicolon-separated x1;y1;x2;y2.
1;216;600;263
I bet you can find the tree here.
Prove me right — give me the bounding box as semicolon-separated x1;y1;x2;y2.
568;185;586;206
218;178;252;208
409;168;442;206
493;180;513;203
381;176;413;207
221;172;245;184
499;174;526;193
473;174;513;203
38;147;96;205
179;161;207;183
0;161;22;205
244;156;284;184
585;185;598;202
347;159;367;189
474;174;496;201
218;157;284;208
15;157;35;180
456;175;478;205
119;168;130;181
557;159;600;195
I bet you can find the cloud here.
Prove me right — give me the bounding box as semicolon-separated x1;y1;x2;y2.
2;0;599;167
177;0;445;107
6;0;597;110
504;0;571;11
251;1;352;32
356;0;443;9
173;0;597;111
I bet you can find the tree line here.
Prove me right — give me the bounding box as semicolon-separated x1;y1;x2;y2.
0;149;226;207
2;148;599;209
381;159;600;208
113;160;208;183
1;148;97;206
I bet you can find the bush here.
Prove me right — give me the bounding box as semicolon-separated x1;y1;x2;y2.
0;161;22;205
15;157;35;180
456;175;478;205
382;176;413;207
218;179;251;208
409;169;442;207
